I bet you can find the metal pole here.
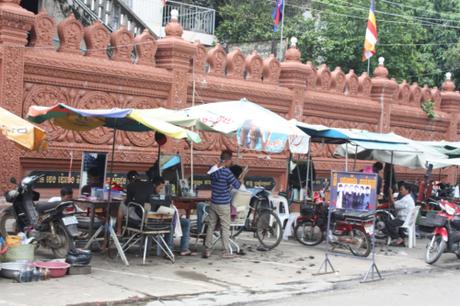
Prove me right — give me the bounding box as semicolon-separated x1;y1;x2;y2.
190;55;196;193
367;58;370;75
390;151;394;193
278;0;286;61
345;142;349;172
353;145;358;171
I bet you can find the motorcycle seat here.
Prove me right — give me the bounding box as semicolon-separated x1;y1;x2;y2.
35;201;58;213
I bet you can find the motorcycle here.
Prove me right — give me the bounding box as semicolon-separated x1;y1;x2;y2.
294;201;373;257
0;175;79;258
425;200;460;264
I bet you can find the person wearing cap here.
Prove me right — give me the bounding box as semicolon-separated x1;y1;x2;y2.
203;150;243;259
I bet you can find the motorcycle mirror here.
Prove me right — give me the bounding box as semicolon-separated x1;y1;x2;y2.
10;177;17;184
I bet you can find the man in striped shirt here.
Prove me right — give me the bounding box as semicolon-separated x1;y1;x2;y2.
203;150;243;259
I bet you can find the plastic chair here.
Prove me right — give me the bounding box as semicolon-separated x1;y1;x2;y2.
121;202;175;264
400;206;421;248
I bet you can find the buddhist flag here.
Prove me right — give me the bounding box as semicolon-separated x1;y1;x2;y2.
362;0;378;61
272;0;284;32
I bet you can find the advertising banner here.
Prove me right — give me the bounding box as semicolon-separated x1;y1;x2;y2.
330;171;378;212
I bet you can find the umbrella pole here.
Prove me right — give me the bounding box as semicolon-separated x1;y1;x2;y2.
353;145;358;171
390;151;394;193
305;151;311;202
190;55;196;193
345;143;349;172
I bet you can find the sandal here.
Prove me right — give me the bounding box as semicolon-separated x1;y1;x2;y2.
180;250;198;256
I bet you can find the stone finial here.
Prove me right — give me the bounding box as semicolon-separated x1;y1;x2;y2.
358;72;372;96
110;26;134;62
57;14;84;54
134;29;157;66
285;37;301;62
373;56;389;78
442;72;455;92
263;54;281;84
30;10;56;48
84;21;110;58
0;0;35;46
398;80;411;104
246;51;263;82
345;69;359;96
226;48;245;79
165;9;183;38
191;41;207;74
331;67;346;93
207;43;226;76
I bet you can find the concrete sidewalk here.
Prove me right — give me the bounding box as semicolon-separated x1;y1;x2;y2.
0;234;458;306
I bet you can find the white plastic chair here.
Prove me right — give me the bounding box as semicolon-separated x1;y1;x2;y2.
400;206;421;248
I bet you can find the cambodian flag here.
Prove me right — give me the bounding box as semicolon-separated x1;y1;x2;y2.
272;0;284;32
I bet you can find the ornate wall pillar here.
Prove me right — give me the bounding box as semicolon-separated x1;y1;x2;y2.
155;10;195;110
279;38;308;121
370;57;398;133
440;73;460;183
155;9;196;159
0;0;35;191
277;38;309;190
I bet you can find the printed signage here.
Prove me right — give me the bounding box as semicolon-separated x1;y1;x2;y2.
330;171;378;212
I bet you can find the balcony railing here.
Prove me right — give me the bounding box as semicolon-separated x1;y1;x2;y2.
71;0;152;36
162;1;215;35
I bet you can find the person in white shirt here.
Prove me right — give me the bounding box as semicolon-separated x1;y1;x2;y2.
385;182;415;246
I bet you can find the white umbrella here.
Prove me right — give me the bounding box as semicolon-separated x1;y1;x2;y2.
182;99;310;154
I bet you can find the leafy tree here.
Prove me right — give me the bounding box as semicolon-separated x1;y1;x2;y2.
209;0;460;88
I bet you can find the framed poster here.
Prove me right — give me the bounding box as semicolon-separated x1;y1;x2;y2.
330;171;378;212
79;152;108;195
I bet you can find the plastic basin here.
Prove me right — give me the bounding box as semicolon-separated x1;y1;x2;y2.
33;261;70;278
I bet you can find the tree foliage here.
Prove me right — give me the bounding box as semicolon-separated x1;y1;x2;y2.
201;0;460;88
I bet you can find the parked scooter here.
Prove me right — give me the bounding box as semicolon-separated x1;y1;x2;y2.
0;175;79;258
294;200;374;257
425;200;460;264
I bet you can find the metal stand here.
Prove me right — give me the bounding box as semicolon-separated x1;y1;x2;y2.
361;216;383;283
314;208;336;275
84;216;129;266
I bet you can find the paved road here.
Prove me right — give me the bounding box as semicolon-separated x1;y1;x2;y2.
255;268;460;306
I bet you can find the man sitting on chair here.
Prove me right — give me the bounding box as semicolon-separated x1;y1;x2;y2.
385;182;415;247
152;176;197;257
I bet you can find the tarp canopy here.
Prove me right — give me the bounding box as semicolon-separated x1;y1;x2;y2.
334;139;448;169
417;141;460;158
0;106;48;151
293;121;412;147
27;103;201;143
178;99;310;154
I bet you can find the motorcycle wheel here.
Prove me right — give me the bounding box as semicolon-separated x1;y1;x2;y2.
255;210;283;250
0;208;18;236
425;234;446;265
349;228;371;257
294;222;324;246
374;211;389;240
50;223;74;258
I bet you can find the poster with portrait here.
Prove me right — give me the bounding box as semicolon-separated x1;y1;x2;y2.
330;171;378;212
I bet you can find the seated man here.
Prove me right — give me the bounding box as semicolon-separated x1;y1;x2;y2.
48;186;74;203
152;176;196;256
385;182;415;246
125;171;155;222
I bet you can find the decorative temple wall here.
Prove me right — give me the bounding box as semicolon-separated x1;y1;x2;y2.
1;1;459;194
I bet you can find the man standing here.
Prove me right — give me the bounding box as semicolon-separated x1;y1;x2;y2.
203;150;242;259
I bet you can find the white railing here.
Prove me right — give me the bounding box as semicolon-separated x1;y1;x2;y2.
162;1;215;35
71;0;152;36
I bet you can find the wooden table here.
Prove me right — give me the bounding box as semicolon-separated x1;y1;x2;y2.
173;196;210;218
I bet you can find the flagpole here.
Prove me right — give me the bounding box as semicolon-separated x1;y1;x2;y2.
367;58;370;75
279;0;286;61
